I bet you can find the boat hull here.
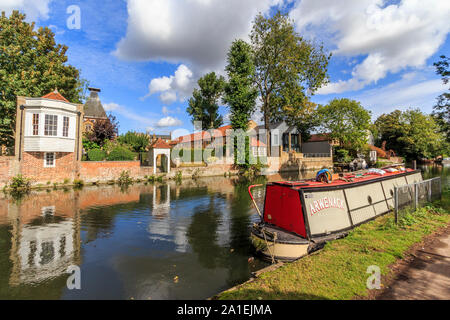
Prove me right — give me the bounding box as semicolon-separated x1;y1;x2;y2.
251;169;423;261
250;225;310;262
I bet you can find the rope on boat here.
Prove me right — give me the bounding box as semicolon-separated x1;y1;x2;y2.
261;226;278;264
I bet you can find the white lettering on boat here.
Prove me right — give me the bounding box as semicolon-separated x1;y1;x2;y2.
309;197;345;216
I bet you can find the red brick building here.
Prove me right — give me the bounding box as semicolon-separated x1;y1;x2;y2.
14;90;84;183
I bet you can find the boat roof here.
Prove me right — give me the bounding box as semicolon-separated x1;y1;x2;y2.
272;169;417;190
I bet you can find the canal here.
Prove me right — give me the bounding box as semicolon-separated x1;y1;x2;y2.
0;165;448;299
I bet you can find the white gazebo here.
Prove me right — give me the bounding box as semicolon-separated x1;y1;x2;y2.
149;138;171;174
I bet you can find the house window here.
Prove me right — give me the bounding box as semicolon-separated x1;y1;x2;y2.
44;115;58;136
32;114;39;135
63;116;69;137
44;152;55;168
282;133;289;151
291;134;301;153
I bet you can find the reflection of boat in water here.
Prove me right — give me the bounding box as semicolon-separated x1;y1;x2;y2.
249;167;423;262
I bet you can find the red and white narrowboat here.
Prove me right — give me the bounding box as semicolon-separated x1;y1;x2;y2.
249;167;423;262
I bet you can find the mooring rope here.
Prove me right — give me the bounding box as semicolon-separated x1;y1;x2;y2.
261;226;277;264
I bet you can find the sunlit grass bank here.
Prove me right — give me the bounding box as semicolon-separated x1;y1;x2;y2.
218;189;450;300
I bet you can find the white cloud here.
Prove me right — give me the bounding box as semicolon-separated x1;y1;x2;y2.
103;102;161;130
156;116;183;128
146;64;194;104
114;0;285;72
162;106;170;115
346;72;447;118
290;0;450;94
0;0;52;22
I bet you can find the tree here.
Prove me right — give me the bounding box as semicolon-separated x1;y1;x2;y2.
374;110;405;152
250;12;331;152
398;109;447;160
317;98;371;152
283;96;318;142
117;131;150;153
0;11;86;149
223;39;258;131
187;72;225;131
222;40;259;169
85;114;119;147
432;55;450;142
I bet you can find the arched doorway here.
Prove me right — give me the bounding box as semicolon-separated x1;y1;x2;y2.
156;154;169;173
149;138;171;175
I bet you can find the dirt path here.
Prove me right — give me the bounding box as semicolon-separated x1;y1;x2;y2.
377;227;450;300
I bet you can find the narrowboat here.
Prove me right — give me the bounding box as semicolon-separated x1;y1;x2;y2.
249;167;423;262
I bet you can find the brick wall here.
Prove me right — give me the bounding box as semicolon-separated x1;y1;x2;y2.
80;161;146;183
20;152;79;184
0;156;19;188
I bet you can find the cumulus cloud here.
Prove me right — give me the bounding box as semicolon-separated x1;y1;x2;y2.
146;64;195;104
290;0;450;94
351;71;447;117
114;0;285;72
156;116;183;128
0;0;53;22
103;102;161;130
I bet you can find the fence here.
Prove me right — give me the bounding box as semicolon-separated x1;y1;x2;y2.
303;153;331;158
394;177;442;223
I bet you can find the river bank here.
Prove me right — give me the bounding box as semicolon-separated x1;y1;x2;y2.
215;188;450;300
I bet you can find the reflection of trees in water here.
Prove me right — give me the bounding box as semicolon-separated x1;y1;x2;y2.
224;179;258;287
186;195;223;269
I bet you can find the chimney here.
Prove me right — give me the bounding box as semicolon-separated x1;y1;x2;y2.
88;87;101;100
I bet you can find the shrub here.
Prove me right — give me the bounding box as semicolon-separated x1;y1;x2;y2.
9;175;31;192
107;146;135;161
117;171;133;185
174;171;182;183
73;179;84;188
88;149;106;161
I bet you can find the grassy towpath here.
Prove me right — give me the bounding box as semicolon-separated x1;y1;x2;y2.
217;189;450;300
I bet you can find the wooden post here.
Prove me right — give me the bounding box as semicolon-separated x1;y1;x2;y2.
412;160;417;170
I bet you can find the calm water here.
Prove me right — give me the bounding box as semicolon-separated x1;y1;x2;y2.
0;165;447;300
0;171;311;300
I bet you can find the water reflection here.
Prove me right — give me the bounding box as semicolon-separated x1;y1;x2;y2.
1;166;443;299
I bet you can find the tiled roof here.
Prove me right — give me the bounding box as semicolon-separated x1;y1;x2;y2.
42;89;69;102
307;133;332;142
174;125;233;143
150;138;171;149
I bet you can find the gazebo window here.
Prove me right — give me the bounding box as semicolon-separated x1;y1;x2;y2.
44;115;58;136
63;116;69;137
32;114;39;135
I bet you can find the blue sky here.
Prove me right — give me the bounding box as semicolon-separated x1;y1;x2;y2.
2;0;449;137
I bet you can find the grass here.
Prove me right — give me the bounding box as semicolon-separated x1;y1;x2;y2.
218;189;450;300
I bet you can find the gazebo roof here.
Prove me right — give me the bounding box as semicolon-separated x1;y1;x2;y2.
42;89;69;102
150;138;171;149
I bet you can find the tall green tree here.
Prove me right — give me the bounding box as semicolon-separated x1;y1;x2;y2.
374;110;405;152
432;55;449;142
317;98;371;152
223;39;258;131
222;40;258;168
0;11;86;148
398;109;447;159
250;12;331;152
187;72;225;131
374;109;448;160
